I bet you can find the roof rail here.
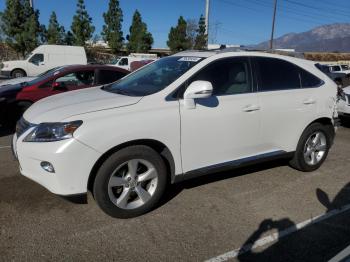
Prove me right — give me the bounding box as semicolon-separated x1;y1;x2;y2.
218;46;305;59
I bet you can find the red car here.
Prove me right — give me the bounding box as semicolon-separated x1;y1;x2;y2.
0;65;128;126
15;64;129;112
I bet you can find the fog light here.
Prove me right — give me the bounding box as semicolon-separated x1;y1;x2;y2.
40;161;55;173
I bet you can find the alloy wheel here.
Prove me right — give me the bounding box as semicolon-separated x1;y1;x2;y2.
107;159;158;210
303;131;327;166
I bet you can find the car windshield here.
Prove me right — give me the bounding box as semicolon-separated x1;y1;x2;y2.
103;56;203;96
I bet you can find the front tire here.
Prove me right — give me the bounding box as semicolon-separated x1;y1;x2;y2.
11;69;26;78
93;145;167;218
289;123;333;172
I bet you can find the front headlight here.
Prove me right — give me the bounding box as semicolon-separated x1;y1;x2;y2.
23;121;83;142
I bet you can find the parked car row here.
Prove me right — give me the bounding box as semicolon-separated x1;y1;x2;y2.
0;64;128;125
316;63;350;87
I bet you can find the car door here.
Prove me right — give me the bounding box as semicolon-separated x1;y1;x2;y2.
253;57;322;153
180;57;262;173
27;53;46;76
54;69;95;91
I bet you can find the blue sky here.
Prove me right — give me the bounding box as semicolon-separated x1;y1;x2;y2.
0;0;350;48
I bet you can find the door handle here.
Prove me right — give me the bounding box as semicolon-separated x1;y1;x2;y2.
243;105;260;112
303;99;316;105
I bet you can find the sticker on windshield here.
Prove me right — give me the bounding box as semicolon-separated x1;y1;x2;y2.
178;57;201;62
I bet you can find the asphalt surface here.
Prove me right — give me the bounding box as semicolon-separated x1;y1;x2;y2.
0;122;350;262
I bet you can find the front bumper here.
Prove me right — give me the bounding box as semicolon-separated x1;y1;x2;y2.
0;70;11;78
13;131;102;196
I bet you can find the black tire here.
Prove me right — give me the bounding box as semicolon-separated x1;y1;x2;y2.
11;69;26;78
289;123;333;172
93;145;167;218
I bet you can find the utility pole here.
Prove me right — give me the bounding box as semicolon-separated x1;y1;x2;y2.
205;0;210;47
29;0;34;8
270;0;278;50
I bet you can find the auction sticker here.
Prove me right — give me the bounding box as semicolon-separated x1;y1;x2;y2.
178;57;202;62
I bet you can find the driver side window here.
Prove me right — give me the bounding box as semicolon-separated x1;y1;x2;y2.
29;53;44;65
119;58;128;66
188;58;252;96
55;70;95;89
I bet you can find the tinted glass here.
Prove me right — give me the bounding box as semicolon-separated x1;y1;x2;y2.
300;68;322;88
256;57;300;91
55;70;94;88
29;53;44;65
104;56;203;96
189;58;252;96
119;58;128;66
331;66;341;72
98;70;126;85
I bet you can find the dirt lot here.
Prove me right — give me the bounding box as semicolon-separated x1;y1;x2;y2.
1;124;350;261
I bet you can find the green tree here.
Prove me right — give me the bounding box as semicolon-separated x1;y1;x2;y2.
167;16;191;52
194;15;207;50
1;0;42;57
102;0;123;53
0;12;5;41
47;11;65;44
126;10;153;53
64;31;74;45
71;0;95;46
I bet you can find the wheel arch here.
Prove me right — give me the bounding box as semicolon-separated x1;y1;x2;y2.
87;139;176;194
11;68;27;77
304;117;335;143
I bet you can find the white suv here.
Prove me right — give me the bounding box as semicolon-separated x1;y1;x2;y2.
12;51;338;218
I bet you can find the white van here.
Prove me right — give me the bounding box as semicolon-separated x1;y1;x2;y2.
112;53;157;71
0;45;87;78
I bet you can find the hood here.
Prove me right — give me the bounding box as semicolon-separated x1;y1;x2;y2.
23;86;143;123
0;82;23;94
3;60;27;67
0;77;35;88
343;86;350;95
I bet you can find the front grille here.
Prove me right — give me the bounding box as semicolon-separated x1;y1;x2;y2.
16;117;34;137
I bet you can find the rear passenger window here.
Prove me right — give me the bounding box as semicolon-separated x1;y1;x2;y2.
256;57;300;91
98;70;126;85
300;69;322;88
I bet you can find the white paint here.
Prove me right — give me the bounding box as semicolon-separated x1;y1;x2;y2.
0;146;10;149
329;244;350;262
206;204;350;262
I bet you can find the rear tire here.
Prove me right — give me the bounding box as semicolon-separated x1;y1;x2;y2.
93;145;167;218
11;69;26;78
289;123;333;172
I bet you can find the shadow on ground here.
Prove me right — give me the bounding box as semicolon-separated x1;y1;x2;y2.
236;183;350;262
160;158;289;207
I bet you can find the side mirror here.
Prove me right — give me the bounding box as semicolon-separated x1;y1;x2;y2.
183;80;213;109
52;81;67;91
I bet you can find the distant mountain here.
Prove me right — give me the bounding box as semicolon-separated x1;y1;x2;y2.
254;23;350;52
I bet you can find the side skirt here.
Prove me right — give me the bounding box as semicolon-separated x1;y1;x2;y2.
173;150;294;183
